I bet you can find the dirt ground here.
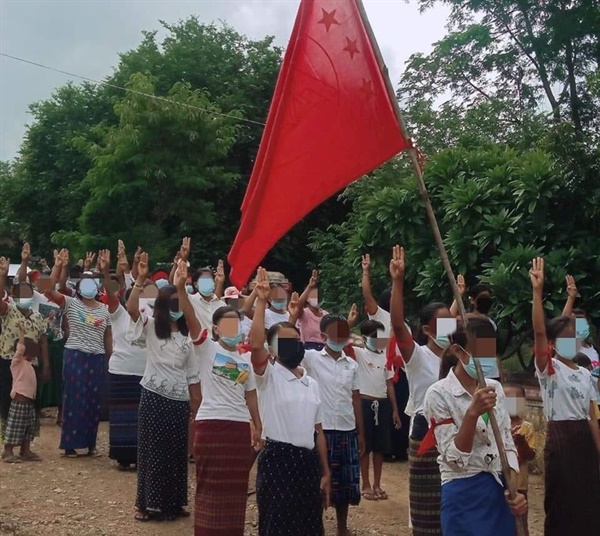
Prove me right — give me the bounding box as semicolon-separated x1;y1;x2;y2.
0;411;545;536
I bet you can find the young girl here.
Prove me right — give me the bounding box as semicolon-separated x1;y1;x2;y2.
530;257;600;535
244;277;290;330
389;246;453;535
423;319;527;535
193;304;262;535
127;255;201;521
288;270;328;351
250;267;330;535
354;319;401;501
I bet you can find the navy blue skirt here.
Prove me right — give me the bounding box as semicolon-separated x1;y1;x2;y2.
441;472;514;536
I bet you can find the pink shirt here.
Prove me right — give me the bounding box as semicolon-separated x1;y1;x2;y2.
10;349;37;400
298;307;328;343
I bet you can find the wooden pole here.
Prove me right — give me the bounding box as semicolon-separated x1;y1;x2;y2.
354;1;525;534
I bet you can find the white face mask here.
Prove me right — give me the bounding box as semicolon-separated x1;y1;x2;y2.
504;396;526;417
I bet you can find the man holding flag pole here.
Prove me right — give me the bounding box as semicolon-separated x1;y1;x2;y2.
228;0;527;534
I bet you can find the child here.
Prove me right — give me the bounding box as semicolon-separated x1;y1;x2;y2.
288;270;328;351
530;257;600;535
354;319;401;501
3;324;41;463
503;384;535;536
423;321;527;536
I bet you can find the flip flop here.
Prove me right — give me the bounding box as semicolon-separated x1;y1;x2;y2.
87;449;102;458
361;489;378;501
374;489;388;500
135;510;162;522
20;452;43;462
3;455;22;464
62;450;78;458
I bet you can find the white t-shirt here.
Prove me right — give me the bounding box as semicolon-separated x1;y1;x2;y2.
580;345;600;402
108;305;147;377
302;348;358;431
265;308;290;330
195;338;256;423
404;344;441;416
189;293;227;330
241;316;253;342
127;311;200;401
367;306;412;339
256;361;322;449
536;358;595;421
354;347;393;399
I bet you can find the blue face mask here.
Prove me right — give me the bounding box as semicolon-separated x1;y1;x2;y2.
434;334;450;349
576;318;590;340
197;278;215;297
463;354;499;379
185;284;194;295
271;299;287;311
326;339;347;353
555;337;577;360
221;333;243;348
15;297;34;310
169;310;184;321
365;337;378;352
79;279;99;299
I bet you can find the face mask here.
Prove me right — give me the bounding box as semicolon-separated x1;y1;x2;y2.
433;334;450;349
504;397;526;417
576;318;590;340
185;284;194;295
366;337;378;352
475;295;492;315
326;339;347;353
197;278;215;297
277;338;305;369
463;354;499;379
79;279;99;299
307;298;319;308
271;299;287;311
15;297;34;309
555;337;577;360
169;310;184;321
221;332;243;348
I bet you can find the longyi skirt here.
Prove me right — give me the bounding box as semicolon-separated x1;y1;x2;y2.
136;388;189;514
324;429;361;507
108;373;142;465
194;419;253;536
544;420;600;535
256;439;323;535
409;437;442;535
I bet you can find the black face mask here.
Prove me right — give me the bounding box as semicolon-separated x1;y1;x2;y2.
277;338;305;369
475;295;492;315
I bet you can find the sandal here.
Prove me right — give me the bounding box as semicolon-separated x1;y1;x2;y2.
62;449;78;458
373;488;388;500
3;455;22;464
87;449;102;458
361;489;378;501
135;510;161;522
20;452;43;462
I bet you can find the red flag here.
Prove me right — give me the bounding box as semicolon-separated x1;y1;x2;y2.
228;0;409;287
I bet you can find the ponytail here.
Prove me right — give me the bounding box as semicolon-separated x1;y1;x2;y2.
439;346;458;380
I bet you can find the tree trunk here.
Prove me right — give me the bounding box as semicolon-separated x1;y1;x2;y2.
565;39;583;133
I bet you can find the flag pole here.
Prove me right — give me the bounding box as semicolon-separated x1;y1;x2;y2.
354;1;525;533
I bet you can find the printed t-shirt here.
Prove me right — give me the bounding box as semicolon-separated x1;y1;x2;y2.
63;296;110;355
354;346;394;399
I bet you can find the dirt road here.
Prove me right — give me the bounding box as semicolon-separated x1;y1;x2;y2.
0;413;544;535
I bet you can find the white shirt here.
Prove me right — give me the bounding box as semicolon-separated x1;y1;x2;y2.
424;369;519;485
195;338;256;423
127;311;200;401
108;305;147;377
302;348;358;431
536;358;594;421
265;308;290;330
405;344;441;416
354;347;393;399
241;316;253;342
367;306;412;339
256;361;322;449
189;293;227;330
581;346;600;402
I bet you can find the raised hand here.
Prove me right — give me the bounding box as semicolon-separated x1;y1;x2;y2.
529;257;544;292
133;246;142;266
565;274;578;299
21;242;31;263
84;251;96;271
0;257;10;278
288;291;300;317
347;303;358;326
179;237;191;262
389;245;405;281
361;254;371;272
60;249;70;267
98;249;111;272
255;267;271;302
308;269;319;289
457;274;466;296
173;258;187;289
215;259;226;285
137;252;149;281
116;240;129;274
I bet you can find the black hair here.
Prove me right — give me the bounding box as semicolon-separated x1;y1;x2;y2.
320;313;349;333
359;319;385;338
545;316;572;342
573;353;592;368
439;317;496;380
13;337;38;358
469;283;491;300
153;285;189;339
378;288;392;313
266;321;300;346
211;306;242;340
191;267;214;284
415;302;447;346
